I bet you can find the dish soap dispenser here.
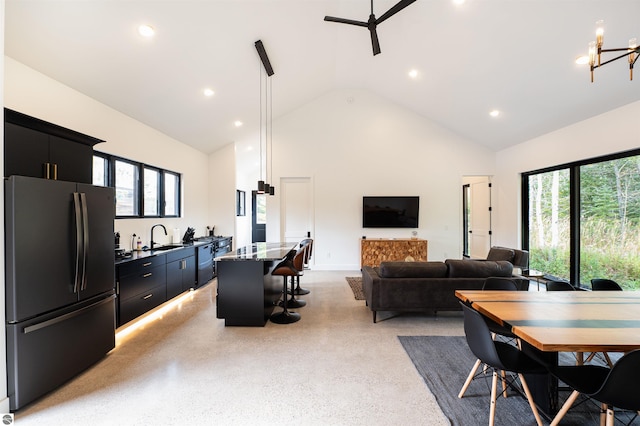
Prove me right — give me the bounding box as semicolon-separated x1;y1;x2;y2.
136;236;142;251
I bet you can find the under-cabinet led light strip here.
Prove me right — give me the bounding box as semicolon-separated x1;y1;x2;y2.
115;289;196;345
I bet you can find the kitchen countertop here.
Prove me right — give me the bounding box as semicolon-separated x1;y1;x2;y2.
115;241;208;265
215;242;296;262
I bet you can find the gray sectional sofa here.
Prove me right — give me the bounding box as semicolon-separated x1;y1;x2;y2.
361;257;525;323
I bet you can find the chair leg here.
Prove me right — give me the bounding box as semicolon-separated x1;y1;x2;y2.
500;370;508;398
458;358;482;398
489;370;498;426
599;404;607;426
550;389;580;426
585;351;614;368
605;407;615;426
517;373;543;426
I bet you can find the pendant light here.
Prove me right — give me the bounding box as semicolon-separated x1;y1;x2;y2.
255;40;276;196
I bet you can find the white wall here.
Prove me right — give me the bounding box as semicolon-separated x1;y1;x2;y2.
4;57;211;248
228;89;497;269
493;100;640;250
208;142;237;244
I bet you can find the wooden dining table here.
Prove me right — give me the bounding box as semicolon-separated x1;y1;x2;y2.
455;290;640;415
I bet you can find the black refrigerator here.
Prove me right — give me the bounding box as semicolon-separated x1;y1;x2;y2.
5;175;116;410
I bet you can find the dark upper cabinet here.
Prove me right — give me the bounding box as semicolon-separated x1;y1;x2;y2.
49;135;93;183
4;123;49;179
4;108;103;184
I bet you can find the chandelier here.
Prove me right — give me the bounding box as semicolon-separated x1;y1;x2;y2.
588;20;638;82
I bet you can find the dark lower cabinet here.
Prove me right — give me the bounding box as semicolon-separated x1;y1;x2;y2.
197;243;214;286
166;248;196;299
117;255;167;327
119;284;167;326
116;247;196;327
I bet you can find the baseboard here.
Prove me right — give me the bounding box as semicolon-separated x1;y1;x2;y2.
0;396;11;413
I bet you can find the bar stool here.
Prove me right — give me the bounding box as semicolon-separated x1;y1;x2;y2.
270;250;301;324
280;247;307;308
291;239;313;295
300;238;313;269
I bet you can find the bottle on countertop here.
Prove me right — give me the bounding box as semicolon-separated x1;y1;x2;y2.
131;233;137;251
137;237;142;251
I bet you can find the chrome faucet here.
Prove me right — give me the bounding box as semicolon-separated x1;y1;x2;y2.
150;224;167;250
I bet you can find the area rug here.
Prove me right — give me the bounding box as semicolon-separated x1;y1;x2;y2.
345;276;365;300
397;336;625;426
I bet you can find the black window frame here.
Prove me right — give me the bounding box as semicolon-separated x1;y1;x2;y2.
93;151;181;219
142;164;162;218
92;152;110;187
163;170;181;217
521;147;640;288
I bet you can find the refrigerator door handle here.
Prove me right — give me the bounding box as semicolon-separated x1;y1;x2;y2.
80;192;89;291
22;294;116;334
72;193;83;293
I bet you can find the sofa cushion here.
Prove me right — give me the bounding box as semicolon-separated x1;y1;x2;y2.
378;261;448;279
511;249;529;269
445;259;513;278
486;247;515;262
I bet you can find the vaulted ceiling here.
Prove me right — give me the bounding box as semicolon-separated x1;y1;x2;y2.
5;0;640;154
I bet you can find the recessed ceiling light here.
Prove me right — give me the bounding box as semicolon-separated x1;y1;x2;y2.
453;0;465;5
138;25;155;38
234;120;243;127
408;69;419;79
203;88;215;97
575;55;590;65
489;109;500;118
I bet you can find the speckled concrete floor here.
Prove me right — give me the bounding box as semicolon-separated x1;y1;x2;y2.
14;270;463;425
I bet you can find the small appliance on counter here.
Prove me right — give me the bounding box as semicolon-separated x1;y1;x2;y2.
115;232;126;258
172;228;181;244
114;232;132;259
183;227;195;244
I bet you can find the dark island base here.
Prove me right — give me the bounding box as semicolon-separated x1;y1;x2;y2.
216;259;282;326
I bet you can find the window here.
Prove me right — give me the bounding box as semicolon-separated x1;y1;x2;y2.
579;157;640;289
93;154;108;187
522;149;640;289
164;172;179;217
236;190;246;216
143;166;160;216
256;193;267;224
115;159;139;217
525;169;571;280
93;152;181;218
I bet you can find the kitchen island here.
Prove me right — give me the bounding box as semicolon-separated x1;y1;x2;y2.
215;242;296;326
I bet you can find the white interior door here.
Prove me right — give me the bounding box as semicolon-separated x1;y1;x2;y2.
469;177;492;259
281;177;313;244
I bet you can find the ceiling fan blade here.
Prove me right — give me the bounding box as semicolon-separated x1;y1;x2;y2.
376;0;416;25
370;26;381;55
324;16;368;27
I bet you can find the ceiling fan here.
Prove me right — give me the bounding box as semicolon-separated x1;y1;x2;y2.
324;0;417;56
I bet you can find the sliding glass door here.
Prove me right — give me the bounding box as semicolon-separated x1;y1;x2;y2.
526;169;570;280
522;149;640;289
579;157;640;288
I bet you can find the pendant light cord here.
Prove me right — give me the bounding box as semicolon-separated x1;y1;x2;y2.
259;60;263;183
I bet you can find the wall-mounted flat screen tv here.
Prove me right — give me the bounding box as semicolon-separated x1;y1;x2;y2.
362;196;419;228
